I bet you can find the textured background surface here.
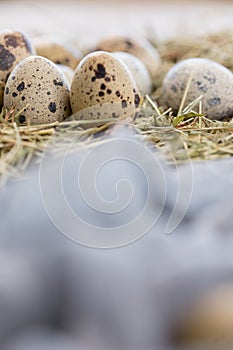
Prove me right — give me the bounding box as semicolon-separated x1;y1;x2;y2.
1;1;233;48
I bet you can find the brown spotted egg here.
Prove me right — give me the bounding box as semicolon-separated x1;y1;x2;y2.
34;37;82;70
4;55;71;125
0;29;34;107
162;58;233;120
95;36;161;78
70;51;141;120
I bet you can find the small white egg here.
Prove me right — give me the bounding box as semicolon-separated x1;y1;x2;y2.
56;64;74;87
113;52;152;95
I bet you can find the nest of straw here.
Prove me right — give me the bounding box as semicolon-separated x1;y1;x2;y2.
1;30;233;183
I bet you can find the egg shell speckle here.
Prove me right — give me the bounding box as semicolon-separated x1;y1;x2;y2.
34;37;82;70
162;58;233;120
113;51;152;95
0;29;34;106
4;55;71;125
95;36;161;78
70;51;141;120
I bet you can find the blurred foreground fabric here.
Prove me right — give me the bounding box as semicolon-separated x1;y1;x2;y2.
0;127;233;349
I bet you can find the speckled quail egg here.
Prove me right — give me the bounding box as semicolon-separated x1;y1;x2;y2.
56;64;74;87
0;29;34;107
34;37;82;70
70;51;141;120
95;36;161;78
113;52;152;95
162;58;233;120
4;55;71;125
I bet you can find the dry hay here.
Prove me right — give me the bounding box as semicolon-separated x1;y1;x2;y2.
1;30;233;183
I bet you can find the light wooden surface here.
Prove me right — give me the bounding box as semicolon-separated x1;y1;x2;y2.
1;1;233;49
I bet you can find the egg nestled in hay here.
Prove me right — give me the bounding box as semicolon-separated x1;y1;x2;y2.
33;36;82;70
4;55;71;125
70;51;141;120
95;36;161;78
162;58;233;120
0;29;34;107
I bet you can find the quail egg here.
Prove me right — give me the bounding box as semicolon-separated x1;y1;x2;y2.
4;55;71;125
34;37;82;70
162;58;233;120
70;51;141;120
113;52;152;95
0;29;34;107
95;36;160;78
